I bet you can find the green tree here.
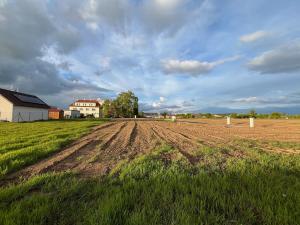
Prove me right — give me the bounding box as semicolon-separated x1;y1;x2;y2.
114;91;139;118
249;109;257;118
270;112;282;119
102;100;111;118
161;112;168;119
230;113;238;118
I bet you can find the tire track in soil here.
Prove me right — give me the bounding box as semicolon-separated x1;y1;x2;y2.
79;121;166;177
149;122;201;164
168;122;232;147
163;122;249;157
79;121;139;176
44;122;128;173
4;120;295;186
134;121;163;153
0;122;125;185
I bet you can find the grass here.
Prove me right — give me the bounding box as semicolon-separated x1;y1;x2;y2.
0;120;104;177
0;143;299;225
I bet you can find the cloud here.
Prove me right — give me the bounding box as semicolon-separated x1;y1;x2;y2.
79;0;206;35
80;0;130;31
140;96;195;112
162;56;240;76
152;96;166;108
141;0;189;34
233;97;259;103
231;95;300;106
0;0;111;101
240;30;270;43
248;41;300;74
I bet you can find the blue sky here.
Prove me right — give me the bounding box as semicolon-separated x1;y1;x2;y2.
0;0;300;113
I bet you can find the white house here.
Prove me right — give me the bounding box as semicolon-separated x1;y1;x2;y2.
69;99;103;118
0;88;50;122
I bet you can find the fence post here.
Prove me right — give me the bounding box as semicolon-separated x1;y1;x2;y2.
250;118;254;128
226;116;231;125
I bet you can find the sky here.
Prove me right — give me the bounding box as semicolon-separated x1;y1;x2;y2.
0;0;300;113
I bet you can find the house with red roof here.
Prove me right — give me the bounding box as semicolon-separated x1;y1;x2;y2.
69;99;103;118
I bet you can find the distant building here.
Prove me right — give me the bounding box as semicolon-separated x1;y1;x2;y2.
144;113;160;118
48;108;64;120
69;99;103;118
0;88;50;122
64;110;80;119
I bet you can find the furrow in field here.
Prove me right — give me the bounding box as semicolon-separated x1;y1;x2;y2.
44;122;127;173
149;122;200;164
133;121;162;153
0;122;123;183
77;122;138;176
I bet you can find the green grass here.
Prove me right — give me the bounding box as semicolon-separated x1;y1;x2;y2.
0;144;299;225
0;120;104;177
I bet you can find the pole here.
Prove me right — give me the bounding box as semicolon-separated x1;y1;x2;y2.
227;116;231;126
250;118;254;128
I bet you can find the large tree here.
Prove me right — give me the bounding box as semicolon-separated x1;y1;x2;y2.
114;91;138;118
102;91;139;118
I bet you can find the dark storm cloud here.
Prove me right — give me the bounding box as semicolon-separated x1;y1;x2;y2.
0;0;109;97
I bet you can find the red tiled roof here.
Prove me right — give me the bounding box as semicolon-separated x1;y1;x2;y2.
76;100;99;103
69;99;101;107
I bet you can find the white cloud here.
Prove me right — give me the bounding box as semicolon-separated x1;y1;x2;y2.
152;96;166;108
100;56;111;69
240;30;270;43
231;95;300;106
86;22;99;31
248;41;300;74
154;0;183;10
0;0;7;7
80;0;130;30
162;56;240;76
233;97;258;103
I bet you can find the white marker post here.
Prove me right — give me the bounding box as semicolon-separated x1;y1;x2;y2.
250;118;254;128
172;115;177;122
227;116;231;126
134;115;137;119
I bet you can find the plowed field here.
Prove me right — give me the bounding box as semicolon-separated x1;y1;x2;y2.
4;119;300;183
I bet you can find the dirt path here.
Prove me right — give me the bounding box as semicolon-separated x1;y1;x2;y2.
1;120;299;185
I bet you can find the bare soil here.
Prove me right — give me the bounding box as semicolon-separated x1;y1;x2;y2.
2;119;300;184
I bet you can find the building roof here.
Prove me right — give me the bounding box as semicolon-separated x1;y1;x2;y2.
76;99;99;103
0;88;50;109
49;108;64;112
69;99;101;107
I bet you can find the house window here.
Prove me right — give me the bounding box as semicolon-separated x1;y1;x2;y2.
92;108;96;111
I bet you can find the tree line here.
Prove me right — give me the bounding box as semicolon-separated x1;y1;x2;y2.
174;110;300;119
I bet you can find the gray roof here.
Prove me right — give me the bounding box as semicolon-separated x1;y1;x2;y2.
0;88;50;109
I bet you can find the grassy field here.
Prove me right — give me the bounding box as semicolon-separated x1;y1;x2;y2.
0;141;299;225
0;120;104;177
